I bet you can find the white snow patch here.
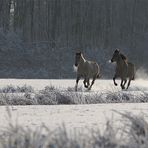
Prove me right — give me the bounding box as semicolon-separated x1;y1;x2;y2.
73;65;78;72
108;60;112;63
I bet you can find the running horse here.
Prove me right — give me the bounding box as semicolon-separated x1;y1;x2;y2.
74;52;100;91
111;49;135;90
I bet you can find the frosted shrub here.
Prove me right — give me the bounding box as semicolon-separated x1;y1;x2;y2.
35;87;76;105
16;85;34;93
0;85;148;105
121;113;148;147
0;85;34;93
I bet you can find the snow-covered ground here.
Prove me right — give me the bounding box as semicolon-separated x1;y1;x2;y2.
0;78;147;91
1;103;148;133
0;79;148;133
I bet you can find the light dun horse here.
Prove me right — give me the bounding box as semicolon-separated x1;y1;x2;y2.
111;49;135;90
74;52;100;91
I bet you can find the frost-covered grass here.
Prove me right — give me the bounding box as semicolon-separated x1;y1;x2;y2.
1;110;148;148
0;79;147;105
0;85;34;93
0;84;148;105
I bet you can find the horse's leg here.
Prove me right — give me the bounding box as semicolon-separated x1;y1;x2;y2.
83;79;86;87
126;79;131;90
88;77;96;90
75;76;80;91
83;77;90;88
120;79;125;89
120;79;123;89
83;78;88;88
85;78;90;88
113;75;118;86
123;79;127;89
123;79;127;86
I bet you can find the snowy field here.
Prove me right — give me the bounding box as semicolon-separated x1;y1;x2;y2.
0;78;147;92
0;78;148;133
1;103;148;133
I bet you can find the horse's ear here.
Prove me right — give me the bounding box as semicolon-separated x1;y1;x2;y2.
76;51;82;55
115;49;120;53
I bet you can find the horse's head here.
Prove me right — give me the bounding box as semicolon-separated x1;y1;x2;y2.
111;49;120;63
75;52;82;66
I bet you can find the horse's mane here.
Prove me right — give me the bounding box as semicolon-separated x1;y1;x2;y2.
120;53;127;61
115;49;127;61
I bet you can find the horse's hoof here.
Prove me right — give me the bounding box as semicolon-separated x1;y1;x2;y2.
84;85;88;88
122;86;125;90
115;83;118;86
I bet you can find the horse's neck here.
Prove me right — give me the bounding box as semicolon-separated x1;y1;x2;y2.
116;56;125;66
79;55;86;66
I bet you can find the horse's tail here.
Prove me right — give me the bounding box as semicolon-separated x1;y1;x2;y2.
132;64;136;80
132;72;136;80
128;62;135;80
96;64;101;78
132;75;135;80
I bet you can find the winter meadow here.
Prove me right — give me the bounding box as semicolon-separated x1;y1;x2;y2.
1;0;148;148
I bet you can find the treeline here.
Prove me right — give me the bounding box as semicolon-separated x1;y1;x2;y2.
0;0;148;78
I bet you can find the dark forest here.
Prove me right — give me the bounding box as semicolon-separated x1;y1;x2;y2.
0;0;147;78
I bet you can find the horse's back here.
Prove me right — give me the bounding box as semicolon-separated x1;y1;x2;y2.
85;61;100;77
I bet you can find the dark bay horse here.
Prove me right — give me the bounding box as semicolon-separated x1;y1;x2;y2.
74;52;100;91
111;49;135;90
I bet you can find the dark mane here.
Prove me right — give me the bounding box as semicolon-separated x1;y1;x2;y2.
120;53;127;61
